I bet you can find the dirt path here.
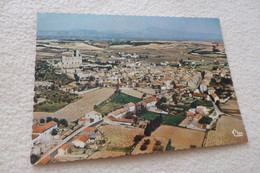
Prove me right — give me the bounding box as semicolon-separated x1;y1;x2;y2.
33;88;116;122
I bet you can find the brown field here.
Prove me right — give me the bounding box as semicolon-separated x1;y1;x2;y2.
88;151;125;160
220;100;241;116
132;125;206;155
131;136;168;155
205;116;248;147
33;88;116;122
152;125;206;150
99;125;144;148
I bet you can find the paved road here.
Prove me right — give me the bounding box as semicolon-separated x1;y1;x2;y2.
35;120;103;165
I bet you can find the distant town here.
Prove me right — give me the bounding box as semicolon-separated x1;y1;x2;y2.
31;39;247;164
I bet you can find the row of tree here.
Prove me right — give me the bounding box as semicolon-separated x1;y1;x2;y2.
41;117;68;127
144;114;163;136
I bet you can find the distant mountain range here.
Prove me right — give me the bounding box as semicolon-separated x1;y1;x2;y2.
37;27;223;42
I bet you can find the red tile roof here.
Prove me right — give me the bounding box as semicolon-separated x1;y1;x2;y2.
32;134;39;140
117;118;134;123
108;116;117;121
194;114;202;120
40;156;51;165
142;96;156;104
197;110;204;115
82;127;97;132
32;121;57;134
73;134;90;143
186;111;195;117
59;143;69;150
211;93;219;98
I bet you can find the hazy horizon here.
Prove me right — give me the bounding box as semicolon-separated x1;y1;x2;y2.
37;13;223;42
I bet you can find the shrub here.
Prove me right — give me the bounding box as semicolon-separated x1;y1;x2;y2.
140;144;147;151
46;117;52;123
144;139;150;145
133;135;144;143
51;129;58;136
155;140;161;146
40;118;45;123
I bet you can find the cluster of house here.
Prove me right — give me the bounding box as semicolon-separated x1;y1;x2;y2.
179;106;210;131
56;126;101;156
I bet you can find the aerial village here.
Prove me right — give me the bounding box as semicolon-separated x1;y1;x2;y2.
31;40;247;164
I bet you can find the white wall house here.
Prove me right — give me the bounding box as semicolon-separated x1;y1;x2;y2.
84;111;102;123
123;102;136;112
72;134;90;148
32;121;58;145
108;108;128;119
141;97;157;108
58;143;69;155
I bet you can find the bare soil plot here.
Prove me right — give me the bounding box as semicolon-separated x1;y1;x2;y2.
205;116;248;147
132;125;206;155
88;150;125;160
33;88;115;122
131;137;168;155
98;125;144;148
220;100;241;117
151;125;206;150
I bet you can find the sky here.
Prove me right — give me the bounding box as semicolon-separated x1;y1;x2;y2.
37;13;223;41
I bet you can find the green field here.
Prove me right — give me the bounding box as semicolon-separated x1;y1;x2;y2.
34;102;68;112
140;111;185;126
162;115;185;126
95;92;141;115
111;92;141;104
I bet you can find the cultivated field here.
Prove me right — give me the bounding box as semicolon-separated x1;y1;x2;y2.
99;125;144;148
151;125;206;150
220;99;241;117
205;116;248;147
33;88;115;122
131;136;168;155
89;150;125;160
132;125;206;155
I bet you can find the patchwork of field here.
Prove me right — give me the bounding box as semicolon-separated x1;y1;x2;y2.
205;116;248;147
152;125;206;150
33;88;115;122
132;125;206;155
220;99;241;116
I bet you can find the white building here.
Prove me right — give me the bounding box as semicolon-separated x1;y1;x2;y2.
84;111;102;123
72;134;90;148
32;121;58;145
124;102;136;112
108;108;128;119
62;50;82;68
58;143;69;155
141;96;157;108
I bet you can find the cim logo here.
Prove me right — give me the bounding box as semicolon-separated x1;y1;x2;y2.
232;129;243;137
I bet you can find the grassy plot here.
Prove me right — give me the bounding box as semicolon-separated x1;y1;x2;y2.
163;115;185;126
111;92;141;104
34;102;68;112
95;92;141;115
140;111;185;126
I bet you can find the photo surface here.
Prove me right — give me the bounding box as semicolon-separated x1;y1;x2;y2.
32;13;247;165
